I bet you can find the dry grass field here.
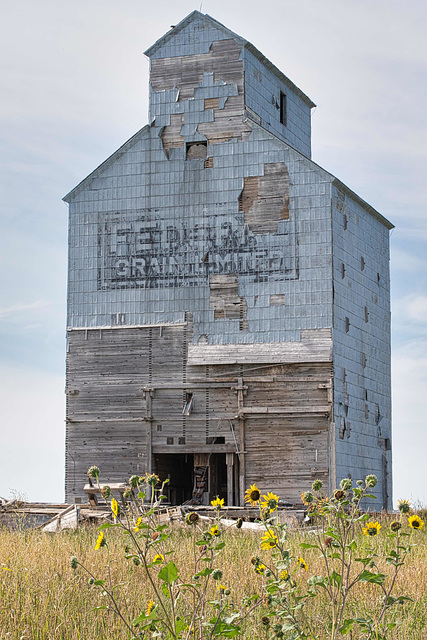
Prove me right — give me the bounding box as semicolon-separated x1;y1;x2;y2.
0;514;426;639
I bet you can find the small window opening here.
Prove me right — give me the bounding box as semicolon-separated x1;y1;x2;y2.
183;393;194;416
167;437;174;445
206;436;225;445
361;256;365;271
384;438;391;451
365;306;369;323
279;91;287;126
156;424;162;432
186;141;207;160
178;436;186;445
343;214;348;230
345;317;350;333
377;272;380;284
362;352;367;368
341;263;346;279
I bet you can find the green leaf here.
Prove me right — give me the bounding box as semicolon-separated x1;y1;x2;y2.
137;491;146;499
358;570;386;585
299;542;319;550
339;619;355;634
97;522;119;530
160;582;170;598
158;561;178;584
93;580;105;586
90;605;107;612
196;567;213;577
330;570;341;588
214;542;225;550
308;575;328;589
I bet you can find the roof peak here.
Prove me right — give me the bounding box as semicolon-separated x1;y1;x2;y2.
144;11;245;58
144;11;315;109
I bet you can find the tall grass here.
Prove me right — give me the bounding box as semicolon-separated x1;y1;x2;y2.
0;516;426;639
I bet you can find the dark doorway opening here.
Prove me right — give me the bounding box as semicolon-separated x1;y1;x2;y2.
153;453;194;505
153;452;237;506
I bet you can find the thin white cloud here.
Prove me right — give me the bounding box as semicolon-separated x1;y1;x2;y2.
0;299;50;320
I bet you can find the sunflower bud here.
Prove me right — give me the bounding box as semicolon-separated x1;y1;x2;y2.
133;557;140;566
123;489;132;500
334;489;346;501
340;478;352;491
236;517;243;529
261;616;270;626
365;474;378;488
87;466;100;479
70;556;78;570
101;485;111;499
390;521;401;532
129;475;140;488
312;479;323;492
212;569;223;581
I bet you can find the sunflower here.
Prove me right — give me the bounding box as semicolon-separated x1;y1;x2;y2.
211;496;225;509
408;515;424;530
362;521;381;537
153;553;164;564
111;497;119;519
94;531;105;550
279;569;289;580
210;525;220;537
245;484;261;506
134;516;142;532
255;563;266;574
146;600;155;615
298;557;308;571
260;492;279;510
398;499;411;514
260;530;278;550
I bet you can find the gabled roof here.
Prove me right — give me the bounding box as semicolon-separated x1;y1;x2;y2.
144;11;316;109
63;125;150;203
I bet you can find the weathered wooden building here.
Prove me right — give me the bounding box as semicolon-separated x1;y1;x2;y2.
63;12;393;508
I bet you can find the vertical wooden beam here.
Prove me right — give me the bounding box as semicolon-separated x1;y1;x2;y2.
144;388;153;499
236;376;246;506
226;452;233;506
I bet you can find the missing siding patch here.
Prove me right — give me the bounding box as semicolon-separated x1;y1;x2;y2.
204;97;219;110
161;113;184;158
239;163;290;234
270;294;285;306
209;274;248;330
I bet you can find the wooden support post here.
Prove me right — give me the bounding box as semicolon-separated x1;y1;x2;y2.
235;377;246;506
226;452;233;506
144;388;154;499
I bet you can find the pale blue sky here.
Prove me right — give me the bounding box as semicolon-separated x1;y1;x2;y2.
1;0;426;505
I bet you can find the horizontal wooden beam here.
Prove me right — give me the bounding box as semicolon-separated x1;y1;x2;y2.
238;406;331;415
152;444;237;454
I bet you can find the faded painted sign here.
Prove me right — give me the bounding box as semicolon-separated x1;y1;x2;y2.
98;208;298;289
